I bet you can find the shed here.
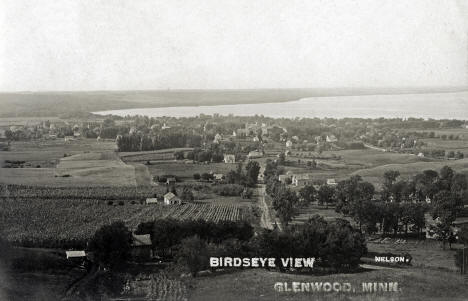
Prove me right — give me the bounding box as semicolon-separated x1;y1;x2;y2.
131;234;153;260
66;250;86;259
145;198;158;204
164;192;181;205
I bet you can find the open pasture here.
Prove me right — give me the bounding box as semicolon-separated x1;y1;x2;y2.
147;161;236;180
119;148;193;162
188;266;468;301
352;158;468;186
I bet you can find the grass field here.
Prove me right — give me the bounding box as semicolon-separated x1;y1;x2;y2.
147;162;237;180
367;239;461;272
0;151;138;187
352;158;468;186
188;267;468;301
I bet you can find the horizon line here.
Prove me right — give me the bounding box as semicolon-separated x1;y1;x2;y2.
1;85;468;94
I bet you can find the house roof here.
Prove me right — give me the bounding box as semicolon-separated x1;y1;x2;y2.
294;174;310;180
132;234;152;247
66;250;86;258
164;192;177;200
166;177;176;182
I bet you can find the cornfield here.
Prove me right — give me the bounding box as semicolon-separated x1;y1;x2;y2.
0;198;245;246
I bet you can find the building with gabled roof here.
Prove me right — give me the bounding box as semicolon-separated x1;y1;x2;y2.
164;192;181;205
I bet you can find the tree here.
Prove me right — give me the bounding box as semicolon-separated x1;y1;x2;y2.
176;235;209;277
174;151;185;160
317;185;335;208
431;191;462;249
272;185;298;226
458;225;468;245
89;221;132;270
181;187;194;202
245;161;260;186
299;185;316;205
382;170;400;201
278;152;286;165
193;173;201;180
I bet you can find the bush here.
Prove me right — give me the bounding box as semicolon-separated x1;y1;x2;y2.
213;184;244;196
89;221;132;270
193;173;201;180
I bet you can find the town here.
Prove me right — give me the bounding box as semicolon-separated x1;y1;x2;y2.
1;112;468;300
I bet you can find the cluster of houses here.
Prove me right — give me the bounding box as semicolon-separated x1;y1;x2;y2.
0;119;108;142
278;171;337;188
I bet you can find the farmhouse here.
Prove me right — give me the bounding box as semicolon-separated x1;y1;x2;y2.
224;154;236;164
164;192;181;205
326;135;338;143
326;178;337;186
131;234;153;260
213;173;224;182
292;174;313;186
278;174;290;184
213;133;222;143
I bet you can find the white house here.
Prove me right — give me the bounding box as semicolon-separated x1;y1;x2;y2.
213;173;224;181
326;178;337;186
213;133;222;143
278;174;290;183
286;140;293;148
326;135;338;143
224;154;236;164
164;192;181;205
292;174;312;186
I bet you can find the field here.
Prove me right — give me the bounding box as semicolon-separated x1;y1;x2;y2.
366;239;461;272
352;158;468;186
147;161;237;180
0;198;246;244
188;267;468;301
0;139;130;187
290;204;353;225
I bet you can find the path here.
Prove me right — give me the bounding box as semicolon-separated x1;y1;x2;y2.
257;184;282;231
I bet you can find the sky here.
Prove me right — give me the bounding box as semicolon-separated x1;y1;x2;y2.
0;0;467;91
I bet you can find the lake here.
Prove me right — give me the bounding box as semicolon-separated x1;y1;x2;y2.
94;91;468;119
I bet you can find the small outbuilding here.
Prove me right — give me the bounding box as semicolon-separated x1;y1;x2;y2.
164;192;181;205
131;234;153;261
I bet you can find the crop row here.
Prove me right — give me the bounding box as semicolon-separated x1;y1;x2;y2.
0;198;245;247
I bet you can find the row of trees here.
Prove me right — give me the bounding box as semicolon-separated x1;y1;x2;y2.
116;131;202;152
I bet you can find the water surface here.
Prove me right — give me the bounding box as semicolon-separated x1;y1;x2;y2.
95;91;468;119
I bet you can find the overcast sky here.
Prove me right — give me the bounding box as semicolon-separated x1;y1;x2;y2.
0;0;467;91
